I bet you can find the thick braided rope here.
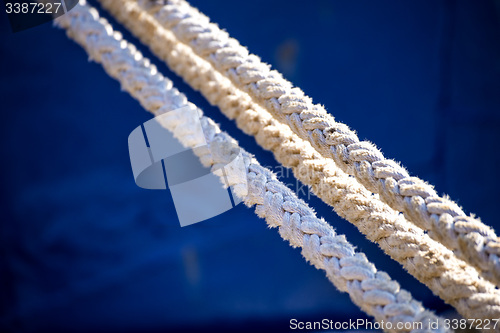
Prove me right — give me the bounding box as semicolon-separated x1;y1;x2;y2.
96;0;500;320
52;2;450;331
137;0;500;286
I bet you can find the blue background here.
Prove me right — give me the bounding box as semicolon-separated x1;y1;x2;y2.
1;0;500;332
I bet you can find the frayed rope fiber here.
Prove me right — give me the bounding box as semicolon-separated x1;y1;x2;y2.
137;0;500;288
53;2;449;331
96;0;500;321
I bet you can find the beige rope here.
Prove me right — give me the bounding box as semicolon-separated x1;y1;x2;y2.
53;2;449;331
95;0;500;321
137;0;500;287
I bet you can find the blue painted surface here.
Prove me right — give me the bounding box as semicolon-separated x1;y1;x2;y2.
0;1;499;332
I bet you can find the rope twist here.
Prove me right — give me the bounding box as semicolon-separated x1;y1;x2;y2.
53;3;449;330
94;0;500;320
144;0;500;286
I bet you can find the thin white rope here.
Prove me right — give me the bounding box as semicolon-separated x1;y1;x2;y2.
53;2;448;331
95;0;500;321
138;0;500;287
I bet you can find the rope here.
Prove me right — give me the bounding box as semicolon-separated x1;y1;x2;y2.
137;0;500;287
53;2;448;331
95;0;500;320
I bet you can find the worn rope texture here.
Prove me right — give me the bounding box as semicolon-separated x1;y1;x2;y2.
137;0;500;287
96;0;500;320
53;2;449;331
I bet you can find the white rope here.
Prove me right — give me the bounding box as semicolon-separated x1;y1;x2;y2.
95;0;500;321
139;0;500;287
53;2;448;331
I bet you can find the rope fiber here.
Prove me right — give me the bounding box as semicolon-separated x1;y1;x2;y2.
138;0;500;288
53;2;450;331
95;0;500;321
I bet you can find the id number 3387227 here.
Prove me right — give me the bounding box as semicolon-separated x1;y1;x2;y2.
5;2;62;14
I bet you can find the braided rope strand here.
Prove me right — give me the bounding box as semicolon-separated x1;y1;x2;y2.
95;0;500;320
139;0;500;286
53;2;451;331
